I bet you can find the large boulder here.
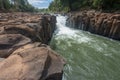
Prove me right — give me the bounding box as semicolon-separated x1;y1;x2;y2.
0;46;65;80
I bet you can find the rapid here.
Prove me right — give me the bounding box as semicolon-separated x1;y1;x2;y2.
50;15;120;80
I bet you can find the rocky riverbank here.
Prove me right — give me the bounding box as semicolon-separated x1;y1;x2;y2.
0;13;65;80
67;11;120;40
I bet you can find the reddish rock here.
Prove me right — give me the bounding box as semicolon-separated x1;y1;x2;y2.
0;46;65;80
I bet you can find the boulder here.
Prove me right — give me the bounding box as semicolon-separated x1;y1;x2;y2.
0;13;65;80
0;46;65;80
0;34;31;58
0;13;56;44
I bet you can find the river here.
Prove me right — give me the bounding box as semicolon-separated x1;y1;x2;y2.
50;15;120;80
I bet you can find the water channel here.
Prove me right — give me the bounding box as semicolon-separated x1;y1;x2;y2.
50;15;120;80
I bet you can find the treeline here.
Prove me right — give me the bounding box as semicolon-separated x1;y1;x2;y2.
0;0;36;12
49;0;120;12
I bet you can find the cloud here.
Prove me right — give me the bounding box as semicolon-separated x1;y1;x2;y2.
29;0;48;3
28;0;53;9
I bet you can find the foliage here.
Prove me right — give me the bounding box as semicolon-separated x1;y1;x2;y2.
0;0;37;12
0;0;11;10
49;0;120;12
49;0;67;12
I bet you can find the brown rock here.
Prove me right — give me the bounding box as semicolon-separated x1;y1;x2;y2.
67;11;120;40
0;58;4;62
0;34;31;58
0;13;56;43
0;13;65;80
12;42;42;54
0;47;65;80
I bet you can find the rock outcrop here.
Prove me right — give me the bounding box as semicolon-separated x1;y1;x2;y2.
0;13;56;44
0;13;65;80
0;45;65;80
0;34;31;58
67;11;120;40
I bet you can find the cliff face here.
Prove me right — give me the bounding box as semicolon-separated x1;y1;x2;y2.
67;11;120;40
0;13;65;80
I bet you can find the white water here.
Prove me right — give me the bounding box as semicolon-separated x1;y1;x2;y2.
50;15;120;80
56;16;75;35
56;15;92;43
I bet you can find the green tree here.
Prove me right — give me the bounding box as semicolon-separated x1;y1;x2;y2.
0;0;36;12
0;0;11;10
49;0;120;12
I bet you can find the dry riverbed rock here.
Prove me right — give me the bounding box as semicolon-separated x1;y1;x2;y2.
0;46;65;80
0;13;56;44
0;13;65;80
0;34;31;58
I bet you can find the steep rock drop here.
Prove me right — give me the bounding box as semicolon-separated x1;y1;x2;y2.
50;15;120;80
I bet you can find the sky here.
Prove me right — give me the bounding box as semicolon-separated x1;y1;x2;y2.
28;0;53;9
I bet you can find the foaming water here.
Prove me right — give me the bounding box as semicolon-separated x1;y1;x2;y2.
56;15;76;36
56;15;92;43
50;15;120;80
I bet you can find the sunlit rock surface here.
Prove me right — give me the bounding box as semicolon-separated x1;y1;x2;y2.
0;13;65;80
0;13;56;44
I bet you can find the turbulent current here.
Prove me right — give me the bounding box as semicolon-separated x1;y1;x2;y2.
50;15;120;80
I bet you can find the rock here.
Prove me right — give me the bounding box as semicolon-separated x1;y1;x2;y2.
0;58;4;62
12;42;41;54
0;13;56;44
0;34;31;58
110;14;120;20
0;46;65;80
0;13;65;80
67;11;120;40
44;49;65;80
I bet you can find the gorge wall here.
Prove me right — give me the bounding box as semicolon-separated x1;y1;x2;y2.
67;11;120;40
0;13;65;80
